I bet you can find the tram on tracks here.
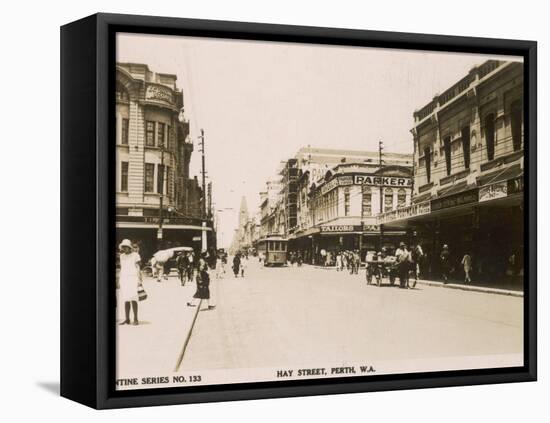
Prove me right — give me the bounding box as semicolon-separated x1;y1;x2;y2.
257;236;288;266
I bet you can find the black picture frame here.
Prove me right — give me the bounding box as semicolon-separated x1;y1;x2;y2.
61;12;537;409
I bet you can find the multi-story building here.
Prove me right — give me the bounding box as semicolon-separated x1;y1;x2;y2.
115;63;214;260
257;147;413;264
259;177;283;238
381;60;524;281
295;161;413;263
280;159;299;235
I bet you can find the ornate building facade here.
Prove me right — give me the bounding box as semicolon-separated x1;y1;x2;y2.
115;63;214;260
380;60;524;282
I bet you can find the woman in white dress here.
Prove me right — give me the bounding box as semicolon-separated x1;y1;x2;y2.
118;239;142;325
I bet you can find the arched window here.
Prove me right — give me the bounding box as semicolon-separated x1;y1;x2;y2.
443;136;452;176
384;188;394;212
362;186;372;218
511;100;523;151
116;82;129;102
461;126;471;169
397;188;407;208
344;187;350;216
484;113;496;161
424;146;431;183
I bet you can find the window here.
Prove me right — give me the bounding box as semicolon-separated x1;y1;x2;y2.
484;113;496;161
511;100;523;151
145;121;155;147
424;146;431;183
157;122;166;148
121;118;129;145
344;188;350;216
398;188;406;208
443;136;452;176
166;166;172;198
166;125;171;150
116;83;129;102
384;188;393;212
144;163;155;192
362;187;372;218
157;164;165;194
120;161;128;192
461;126;471;169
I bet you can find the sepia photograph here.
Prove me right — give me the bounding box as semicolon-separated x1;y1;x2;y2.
114;32;525;391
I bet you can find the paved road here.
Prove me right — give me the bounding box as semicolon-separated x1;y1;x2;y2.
181;258;523;374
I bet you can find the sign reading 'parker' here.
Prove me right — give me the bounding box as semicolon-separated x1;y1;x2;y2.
353;175;412;187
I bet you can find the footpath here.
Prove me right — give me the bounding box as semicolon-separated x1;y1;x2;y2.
311;264;523;297
415;278;523;297
116;273;203;378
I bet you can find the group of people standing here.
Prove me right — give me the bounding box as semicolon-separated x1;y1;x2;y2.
335;250;361;274
287;251;303;267
232;252;248;277
117;242;231;324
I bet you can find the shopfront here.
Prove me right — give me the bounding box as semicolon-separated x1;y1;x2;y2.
379;176;524;283
115;215;215;262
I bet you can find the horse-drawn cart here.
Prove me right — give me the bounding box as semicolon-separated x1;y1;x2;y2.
365;256;398;287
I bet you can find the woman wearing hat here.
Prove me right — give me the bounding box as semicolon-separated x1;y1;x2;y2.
118;238;142;325
187;251;213;309
440;244;451;283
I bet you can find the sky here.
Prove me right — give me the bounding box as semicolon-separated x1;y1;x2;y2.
117;33;521;248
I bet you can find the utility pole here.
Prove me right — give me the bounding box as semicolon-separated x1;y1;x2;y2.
378;140;384;251
200;129;207;252
378;140;384;214
157;136;165;250
200;129;206;219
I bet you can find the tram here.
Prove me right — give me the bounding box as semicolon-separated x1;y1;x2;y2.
257;236;288;266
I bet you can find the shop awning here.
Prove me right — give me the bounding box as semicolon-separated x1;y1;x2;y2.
412;192;433;203
477;164;522;187
437;180;471;197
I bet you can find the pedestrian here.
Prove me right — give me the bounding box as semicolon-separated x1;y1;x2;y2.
152;249;172;283
336;252;342;271
320;248;327;266
176;252;189;286
462;252;472;283
215;252;225;279
410;243;424;287
396;242;411;288
187;251;195;282
187;252;213;310
326;251;332;267
440;244;451;283
241;254;248;277
118;239;142;325
233;253;241;277
341;252;348;271
354;250;361;274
